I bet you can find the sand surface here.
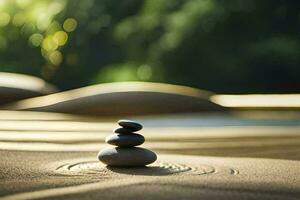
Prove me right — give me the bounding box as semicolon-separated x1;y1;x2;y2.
0;111;300;199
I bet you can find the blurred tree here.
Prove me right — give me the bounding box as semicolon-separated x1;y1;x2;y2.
0;0;300;93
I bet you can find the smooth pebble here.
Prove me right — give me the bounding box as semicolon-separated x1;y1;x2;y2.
118;120;143;132
114;127;136;134
98;147;157;167
106;133;145;147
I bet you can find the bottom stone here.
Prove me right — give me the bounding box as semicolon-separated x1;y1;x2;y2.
98;147;157;167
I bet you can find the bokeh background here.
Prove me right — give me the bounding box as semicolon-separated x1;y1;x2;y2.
0;0;300;93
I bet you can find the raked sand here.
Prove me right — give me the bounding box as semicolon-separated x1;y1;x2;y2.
1;152;300;200
0;111;300;199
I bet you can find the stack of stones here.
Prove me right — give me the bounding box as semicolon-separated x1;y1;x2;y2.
98;120;157;167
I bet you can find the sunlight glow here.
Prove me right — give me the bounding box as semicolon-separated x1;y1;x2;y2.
63;18;77;32
49;50;63;65
0;0;7;10
0;12;10;26
12;12;26;26
211;94;300;108
42;35;58;51
29;33;43;47
16;0;32;8
53;31;68;46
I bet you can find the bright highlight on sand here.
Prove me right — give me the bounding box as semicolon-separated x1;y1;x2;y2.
211;94;300;108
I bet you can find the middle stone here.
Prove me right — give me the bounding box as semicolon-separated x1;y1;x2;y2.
105;133;145;147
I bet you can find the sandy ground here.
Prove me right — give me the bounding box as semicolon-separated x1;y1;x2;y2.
0;111;300;199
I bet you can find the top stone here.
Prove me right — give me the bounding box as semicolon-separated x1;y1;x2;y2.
118;119;143;132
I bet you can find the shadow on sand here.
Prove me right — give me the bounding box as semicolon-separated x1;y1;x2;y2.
106;165;176;176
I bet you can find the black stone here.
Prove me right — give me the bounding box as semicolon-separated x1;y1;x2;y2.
106;133;145;147
114;127;136;134
98;147;157;167
118;120;143;132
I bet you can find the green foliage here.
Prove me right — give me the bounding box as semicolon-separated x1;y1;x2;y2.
0;0;300;93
